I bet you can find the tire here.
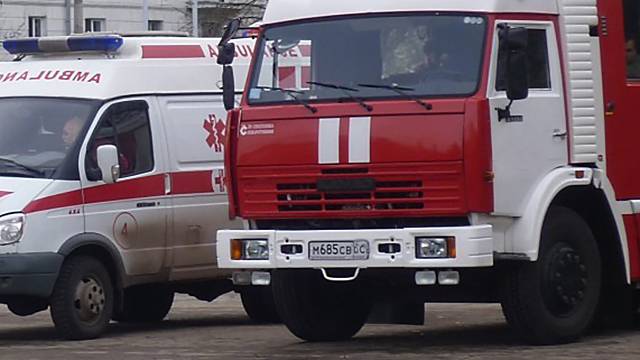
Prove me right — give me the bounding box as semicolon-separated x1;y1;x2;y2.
113;285;174;323
272;269;371;342
501;206;602;345
50;256;114;340
240;286;281;323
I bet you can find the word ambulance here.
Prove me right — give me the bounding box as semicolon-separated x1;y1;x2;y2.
217;0;640;345
0;33;280;341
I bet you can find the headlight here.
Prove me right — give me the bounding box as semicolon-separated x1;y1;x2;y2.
230;239;269;260
415;237;455;259
0;213;25;246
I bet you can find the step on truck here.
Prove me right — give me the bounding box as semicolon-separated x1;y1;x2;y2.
0;32;280;340
216;0;640;344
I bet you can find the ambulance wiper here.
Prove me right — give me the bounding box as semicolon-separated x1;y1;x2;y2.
358;83;433;111
0;157;45;178
255;86;317;114
307;81;373;112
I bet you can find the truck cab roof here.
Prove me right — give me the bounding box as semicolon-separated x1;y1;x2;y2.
262;0;560;25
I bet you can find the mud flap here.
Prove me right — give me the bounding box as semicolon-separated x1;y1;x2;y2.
367;300;425;325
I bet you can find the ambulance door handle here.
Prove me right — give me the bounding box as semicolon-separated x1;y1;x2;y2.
164;173;172;195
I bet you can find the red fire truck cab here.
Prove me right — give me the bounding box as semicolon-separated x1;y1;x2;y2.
216;0;640;344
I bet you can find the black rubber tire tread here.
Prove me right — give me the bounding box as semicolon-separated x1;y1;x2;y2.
113;285;174;323
240;286;281;323
501;205;602;345
272;269;371;342
50;256;114;340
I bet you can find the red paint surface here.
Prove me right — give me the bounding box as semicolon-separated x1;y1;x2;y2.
624;215;640;280
0;191;11;199
141;45;205;59
23;189;84;214
171;171;213;195
339;116;350;164
463;98;493;212
597;1;640;200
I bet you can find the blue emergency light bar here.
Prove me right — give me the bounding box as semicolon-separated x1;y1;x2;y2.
3;35;124;55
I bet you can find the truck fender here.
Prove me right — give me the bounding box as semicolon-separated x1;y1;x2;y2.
507;167;591;256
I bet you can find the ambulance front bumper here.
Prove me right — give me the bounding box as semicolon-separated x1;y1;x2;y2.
0;252;64;298
216;225;494;270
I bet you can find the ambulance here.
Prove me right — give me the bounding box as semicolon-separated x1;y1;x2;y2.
217;0;640;345
0;32;275;340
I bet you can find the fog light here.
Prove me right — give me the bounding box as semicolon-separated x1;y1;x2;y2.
415;270;437;285
230;239;269;260
416;237;448;258
438;270;460;285
251;271;271;286
232;272;251;285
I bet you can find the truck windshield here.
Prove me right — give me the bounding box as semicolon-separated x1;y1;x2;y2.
0;98;98;179
247;14;487;105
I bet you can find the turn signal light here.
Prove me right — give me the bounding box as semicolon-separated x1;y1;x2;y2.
231;239;243;260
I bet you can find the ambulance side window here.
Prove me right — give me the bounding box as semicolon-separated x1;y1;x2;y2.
86;101;154;180
496;28;551;91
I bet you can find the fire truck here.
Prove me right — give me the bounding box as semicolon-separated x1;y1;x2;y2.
216;0;640;344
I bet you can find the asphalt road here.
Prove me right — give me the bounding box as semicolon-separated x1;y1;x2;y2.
0;293;639;359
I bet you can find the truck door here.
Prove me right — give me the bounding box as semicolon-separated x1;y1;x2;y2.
157;95;241;281
598;0;640;278
80;98;170;276
598;0;640;200
488;21;568;217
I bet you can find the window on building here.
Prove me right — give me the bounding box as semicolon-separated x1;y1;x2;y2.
148;20;163;31
28;16;47;37
496;28;551;91
85;18;106;33
86;101;154;180
623;0;640;79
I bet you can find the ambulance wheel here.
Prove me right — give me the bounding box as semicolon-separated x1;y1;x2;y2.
50;256;114;340
113;285;174;323
272;269;370;342
240;286;280;323
501;206;602;345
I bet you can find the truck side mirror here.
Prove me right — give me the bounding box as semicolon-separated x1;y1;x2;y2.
222;65;235;111
499;25;529;101
96;144;120;184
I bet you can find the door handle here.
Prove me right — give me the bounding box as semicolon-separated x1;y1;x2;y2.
606;101;615;115
552;129;568;139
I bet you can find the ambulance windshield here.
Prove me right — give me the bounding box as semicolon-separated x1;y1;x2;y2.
248;14;487;105
0;98;98;179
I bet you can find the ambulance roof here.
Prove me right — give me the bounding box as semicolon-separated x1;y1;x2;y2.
0;36;255;100
262;0;559;25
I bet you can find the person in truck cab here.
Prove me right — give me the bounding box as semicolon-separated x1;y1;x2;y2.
626;37;640;78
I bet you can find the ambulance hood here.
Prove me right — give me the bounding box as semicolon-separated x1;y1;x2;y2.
0;177;53;216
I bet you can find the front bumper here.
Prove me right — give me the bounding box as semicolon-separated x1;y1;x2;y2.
0;252;64;298
217;225;493;270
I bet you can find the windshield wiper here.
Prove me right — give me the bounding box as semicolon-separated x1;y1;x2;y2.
255;86;318;114
358;83;433;111
0;157;45;178
307;81;373;112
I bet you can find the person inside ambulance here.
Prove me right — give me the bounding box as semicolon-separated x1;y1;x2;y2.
62;116;84;148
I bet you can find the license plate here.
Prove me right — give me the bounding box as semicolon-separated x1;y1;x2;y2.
308;240;370;260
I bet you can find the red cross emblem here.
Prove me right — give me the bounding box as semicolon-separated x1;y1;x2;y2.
203;114;226;153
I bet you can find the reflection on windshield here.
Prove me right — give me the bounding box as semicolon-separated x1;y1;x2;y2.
248;14;487;105
0;98;98;178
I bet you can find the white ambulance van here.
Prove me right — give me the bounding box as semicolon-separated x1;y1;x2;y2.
0;33;271;340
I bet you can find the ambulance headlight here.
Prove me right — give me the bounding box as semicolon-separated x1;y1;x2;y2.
0;213;25;245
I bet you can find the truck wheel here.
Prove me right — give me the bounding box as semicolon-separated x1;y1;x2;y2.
272;269;370;342
501;206;602;345
240;286;280;323
50;256;114;340
113;285;174;323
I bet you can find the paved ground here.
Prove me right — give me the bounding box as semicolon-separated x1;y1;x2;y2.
0;293;639;359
